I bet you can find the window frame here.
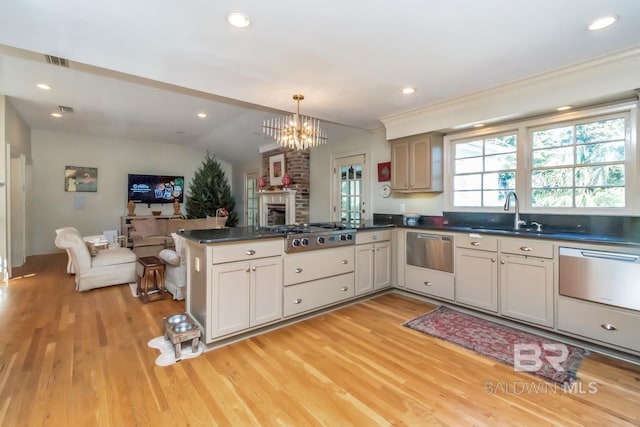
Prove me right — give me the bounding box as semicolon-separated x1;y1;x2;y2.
444;101;638;215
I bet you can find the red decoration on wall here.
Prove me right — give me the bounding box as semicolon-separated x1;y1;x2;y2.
377;162;391;182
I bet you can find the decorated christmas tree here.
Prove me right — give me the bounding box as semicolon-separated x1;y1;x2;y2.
185;153;238;226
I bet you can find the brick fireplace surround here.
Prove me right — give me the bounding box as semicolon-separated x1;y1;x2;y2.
261;149;310;224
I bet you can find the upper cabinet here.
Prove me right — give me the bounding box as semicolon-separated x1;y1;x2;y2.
389;132;443;192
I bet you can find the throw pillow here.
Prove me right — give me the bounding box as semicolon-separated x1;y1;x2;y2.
131;218;160;238
159;249;180;266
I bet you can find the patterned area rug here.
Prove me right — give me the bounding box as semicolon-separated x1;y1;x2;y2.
404;306;588;386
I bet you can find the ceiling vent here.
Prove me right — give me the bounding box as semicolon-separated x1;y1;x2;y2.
45;55;69;67
59;105;74;113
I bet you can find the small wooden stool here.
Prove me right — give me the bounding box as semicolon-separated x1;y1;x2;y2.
136;256;166;303
164;314;201;359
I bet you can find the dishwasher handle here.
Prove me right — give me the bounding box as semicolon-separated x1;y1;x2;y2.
415;234;452;242
560;247;639;264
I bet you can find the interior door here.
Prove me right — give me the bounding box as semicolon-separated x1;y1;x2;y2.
332;154;366;225
244;170;259;227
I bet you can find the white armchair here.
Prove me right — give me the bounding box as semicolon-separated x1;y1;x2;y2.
158;233;186;300
55;227;137;292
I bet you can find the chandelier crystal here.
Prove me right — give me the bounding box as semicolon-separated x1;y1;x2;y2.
262;94;327;150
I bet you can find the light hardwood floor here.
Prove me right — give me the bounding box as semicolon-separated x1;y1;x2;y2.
1;253;639;426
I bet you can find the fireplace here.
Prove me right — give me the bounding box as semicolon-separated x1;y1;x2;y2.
259;190;297;226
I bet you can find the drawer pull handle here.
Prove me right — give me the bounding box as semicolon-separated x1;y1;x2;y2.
293;298;303;304
520;246;532;252
470;241;480;246
245;250;256;255
341;260;349;264
424;281;432;286
601;323;617;331
340;286;349;292
294;268;303;273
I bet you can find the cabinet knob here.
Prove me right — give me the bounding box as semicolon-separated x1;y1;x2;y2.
245;250;256;255
372;236;378;240
500;259;505;265
245;268;250;272
470;241;480;247
424;281;432;286
294;267;303;273
341;260;349;264
340;286;349;292
520;246;532;252
601;323;617;331
491;258;496;263
251;266;256;272
293;298;303;304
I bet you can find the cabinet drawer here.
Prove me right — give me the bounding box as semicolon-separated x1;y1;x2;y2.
210;239;283;264
284;246;354;286
283;273;355;317
558;297;640;352
356;229;392;244
456;235;498;252
500;238;554;259
405;265;454;300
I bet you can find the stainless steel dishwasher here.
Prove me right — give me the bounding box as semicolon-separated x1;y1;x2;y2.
559;246;640;311
406;232;453;273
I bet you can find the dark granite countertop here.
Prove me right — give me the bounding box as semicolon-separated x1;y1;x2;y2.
180;227;284;244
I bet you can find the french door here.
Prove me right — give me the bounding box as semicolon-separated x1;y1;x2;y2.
244;170;259;227
332;154;367;225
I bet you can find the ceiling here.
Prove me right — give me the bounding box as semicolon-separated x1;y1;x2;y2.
1;1;640;164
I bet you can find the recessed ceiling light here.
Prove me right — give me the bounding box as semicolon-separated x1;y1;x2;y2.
402;87;416;94
588;15;617;31
227;12;251;28
197;112;207;118
51;112;62;118
37;83;51;90
557;105;572;111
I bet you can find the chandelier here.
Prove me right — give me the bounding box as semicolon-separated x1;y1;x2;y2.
262;94;327;150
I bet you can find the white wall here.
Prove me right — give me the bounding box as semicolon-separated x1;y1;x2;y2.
31;130;229;254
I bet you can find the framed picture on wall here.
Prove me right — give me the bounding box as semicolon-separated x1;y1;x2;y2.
269;154;285;186
65;166;98;192
377;162;391;182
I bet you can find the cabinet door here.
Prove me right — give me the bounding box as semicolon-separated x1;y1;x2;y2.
355;243;375;295
374;241;391;290
251;257;283;327
390;141;409;190
500;255;554;327
409;137;432;190
455;248;498;312
210;262;251;338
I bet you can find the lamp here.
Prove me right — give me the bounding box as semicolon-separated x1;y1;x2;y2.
262;94;327;150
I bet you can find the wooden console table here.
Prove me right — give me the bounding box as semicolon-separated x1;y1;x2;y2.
136;256;166;303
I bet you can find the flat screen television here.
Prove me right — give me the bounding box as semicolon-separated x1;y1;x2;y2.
128;174;184;204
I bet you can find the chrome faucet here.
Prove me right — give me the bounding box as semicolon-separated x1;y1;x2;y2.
503;191;526;230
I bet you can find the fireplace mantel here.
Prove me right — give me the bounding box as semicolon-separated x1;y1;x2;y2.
258;190;297;226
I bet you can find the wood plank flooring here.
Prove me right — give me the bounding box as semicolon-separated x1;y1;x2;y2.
1;253;639;426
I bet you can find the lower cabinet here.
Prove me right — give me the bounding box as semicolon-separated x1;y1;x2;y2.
455;247;498;312
405;264;454;301
558;297;640;353
355;240;391;295
209;256;282;339
499;254;554;328
283;273;355;317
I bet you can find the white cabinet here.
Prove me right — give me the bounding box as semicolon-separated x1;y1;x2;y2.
456;248;498;312
283;246;355;317
499;237;554;328
193;238;284;343
405;265;455;301
355;230;391;295
454;234;555;327
389;133;443;192
500;254;554;327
